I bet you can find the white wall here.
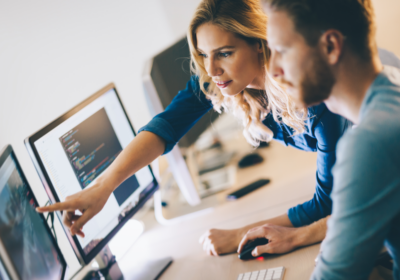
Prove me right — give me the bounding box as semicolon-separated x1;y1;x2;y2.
373;0;400;56
158;0;201;38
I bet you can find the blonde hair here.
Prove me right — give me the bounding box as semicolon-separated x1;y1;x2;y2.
188;0;307;146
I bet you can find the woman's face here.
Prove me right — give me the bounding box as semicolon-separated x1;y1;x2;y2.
196;23;265;97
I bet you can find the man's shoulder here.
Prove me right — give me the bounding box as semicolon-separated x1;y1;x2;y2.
370;66;400;95
337;116;400;176
336;126;376;157
379;48;400;69
361;67;400;123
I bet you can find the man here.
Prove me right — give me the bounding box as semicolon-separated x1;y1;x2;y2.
238;0;400;278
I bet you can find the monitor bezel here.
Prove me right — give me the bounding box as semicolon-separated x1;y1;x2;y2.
0;253;13;280
0;145;68;280
24;83;159;265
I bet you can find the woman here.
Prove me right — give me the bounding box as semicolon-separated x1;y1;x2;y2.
37;0;353;255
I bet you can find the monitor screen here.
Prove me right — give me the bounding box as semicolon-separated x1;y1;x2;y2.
0;146;67;280
25;84;158;264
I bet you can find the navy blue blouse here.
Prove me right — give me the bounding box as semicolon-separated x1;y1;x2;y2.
139;76;351;227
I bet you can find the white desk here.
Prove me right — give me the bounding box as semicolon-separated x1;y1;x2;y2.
116;142;322;280
74;141;389;280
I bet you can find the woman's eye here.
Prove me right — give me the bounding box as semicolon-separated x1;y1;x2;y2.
199;53;207;58
219;52;231;58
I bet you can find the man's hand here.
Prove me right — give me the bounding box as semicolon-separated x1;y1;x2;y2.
199;214;297;256
238;224;301;257
36;179;112;238
199;228;247;256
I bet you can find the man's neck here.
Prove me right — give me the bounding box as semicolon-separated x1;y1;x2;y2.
325;51;383;124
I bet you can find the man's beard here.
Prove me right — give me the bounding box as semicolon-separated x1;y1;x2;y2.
299;51;336;107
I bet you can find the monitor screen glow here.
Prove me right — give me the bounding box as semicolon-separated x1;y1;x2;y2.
27;85;156;263
0;152;65;280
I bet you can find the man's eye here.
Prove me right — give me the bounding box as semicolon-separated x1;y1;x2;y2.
219;52;231;58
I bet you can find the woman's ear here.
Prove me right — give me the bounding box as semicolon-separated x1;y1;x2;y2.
258;41;264;53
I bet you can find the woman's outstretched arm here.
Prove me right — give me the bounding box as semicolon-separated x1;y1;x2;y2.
37;76;213;237
37;131;165;237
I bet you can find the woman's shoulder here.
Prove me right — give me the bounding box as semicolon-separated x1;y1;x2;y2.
307;103;350;127
189;75;200;89
189;75;210;93
307;103;352;147
307;103;328;118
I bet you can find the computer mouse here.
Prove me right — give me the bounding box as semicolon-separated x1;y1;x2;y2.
238;238;269;260
82;270;102;280
238;153;264;168
258;141;270;148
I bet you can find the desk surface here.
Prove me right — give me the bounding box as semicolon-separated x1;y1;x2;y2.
117;141;322;280
73;139;390;280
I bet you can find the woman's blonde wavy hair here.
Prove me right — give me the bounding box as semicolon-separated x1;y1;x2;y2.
188;0;307;146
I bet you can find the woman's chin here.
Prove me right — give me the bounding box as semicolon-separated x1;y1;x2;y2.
220;89;241;98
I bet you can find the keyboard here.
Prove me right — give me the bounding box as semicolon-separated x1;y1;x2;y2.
237;266;285;280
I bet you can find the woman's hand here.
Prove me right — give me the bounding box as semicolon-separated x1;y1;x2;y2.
36;131;167;238
238;224;301;257
36;176;113;238
199;228;248;256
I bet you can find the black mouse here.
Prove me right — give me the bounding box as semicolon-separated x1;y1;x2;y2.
238;238;269;260
238;153;264;168
82;270;102;280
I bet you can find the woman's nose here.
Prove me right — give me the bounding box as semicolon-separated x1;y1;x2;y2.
206;58;223;77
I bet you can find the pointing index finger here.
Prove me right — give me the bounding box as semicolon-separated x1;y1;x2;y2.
36;201;75;213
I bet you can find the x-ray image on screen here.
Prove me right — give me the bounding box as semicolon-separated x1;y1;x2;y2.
59;108;139;206
0;156;63;280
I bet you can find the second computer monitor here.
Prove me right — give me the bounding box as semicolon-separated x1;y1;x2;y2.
0;145;67;280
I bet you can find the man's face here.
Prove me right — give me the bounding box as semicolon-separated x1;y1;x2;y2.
266;8;336;107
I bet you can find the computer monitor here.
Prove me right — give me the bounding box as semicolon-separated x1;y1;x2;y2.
0;256;11;280
143;37;219;206
0;145;68;280
143;36;219;148
24;83;159;265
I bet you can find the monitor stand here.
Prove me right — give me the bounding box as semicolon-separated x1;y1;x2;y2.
86;219;173;280
94;245;173;280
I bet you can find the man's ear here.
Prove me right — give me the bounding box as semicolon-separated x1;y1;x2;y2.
320;30;345;65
